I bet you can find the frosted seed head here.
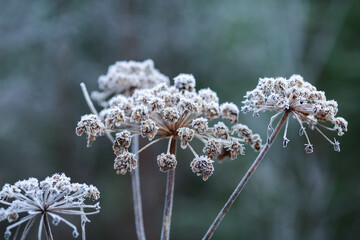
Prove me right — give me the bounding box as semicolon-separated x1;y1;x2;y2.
220;102;239;123
204;102;221;120
99;108;125;128
130;105;149;122
198;88;219;103
113;131;131;155
231;124;252;138
174;73;196;92
140;119;158;140
162;107;180;124
148;97;165;113
223;140;244;160
190;156;214;181
157;153;177;172
177;127;195;149
213;122;229;139
76;114;105;147
203;139;222;159
191;117;208;134
114;152;137;175
178;98;198;114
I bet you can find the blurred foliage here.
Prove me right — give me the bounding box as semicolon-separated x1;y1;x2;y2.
0;0;359;239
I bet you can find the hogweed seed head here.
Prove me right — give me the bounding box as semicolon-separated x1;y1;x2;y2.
190;156;214;181
0;174;100;240
91;59;169;106
242;74;348;153
77;65;262;180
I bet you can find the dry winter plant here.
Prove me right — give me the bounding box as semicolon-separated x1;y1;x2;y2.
76;61;262;240
0;173;100;240
78;59;169;240
203;74;348;239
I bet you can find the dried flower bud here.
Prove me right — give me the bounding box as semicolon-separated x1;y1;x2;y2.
204;102;221;120
114;152;137;175
220;102;239;123
190;156;214;181
100;108;125;128
113;131;131;155
213;122;229;139
157;153;177;172
178;98;198;114
174;73;196;92
177;127;195;149
199;88;219;103
231;124;252;138
192;117;208;134
130;105;149;122
140;119;158;140
223;140;244;160
76;114;105;147
203;139;222;159
148;97;165;113
162;107;180;124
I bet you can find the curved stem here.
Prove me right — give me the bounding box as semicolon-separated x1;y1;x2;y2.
202;111;290;240
131;135;146;240
160;138;177;240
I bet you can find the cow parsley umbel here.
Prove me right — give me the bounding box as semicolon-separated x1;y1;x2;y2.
0;174;100;240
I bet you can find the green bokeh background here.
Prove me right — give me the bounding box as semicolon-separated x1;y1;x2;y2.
0;0;359;239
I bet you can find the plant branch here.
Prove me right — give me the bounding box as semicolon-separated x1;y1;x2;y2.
160;137;177;240
202;111;291;240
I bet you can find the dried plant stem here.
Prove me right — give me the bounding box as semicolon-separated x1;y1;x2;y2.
43;215;53;240
80;83;146;240
203;111;291;240
131;135;146;240
160;138;177;240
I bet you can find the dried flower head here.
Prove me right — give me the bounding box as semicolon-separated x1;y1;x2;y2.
91;59;169;106
77;72;263;180
242;74;348;152
0;174;100;240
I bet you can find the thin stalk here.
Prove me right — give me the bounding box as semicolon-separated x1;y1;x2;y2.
43;214;53;240
160;137;177;240
131;135;146;240
203;111;291;240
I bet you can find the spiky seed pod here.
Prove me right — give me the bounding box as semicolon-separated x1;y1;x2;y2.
140;119;158;140
220;102;239;123
191;117;208;134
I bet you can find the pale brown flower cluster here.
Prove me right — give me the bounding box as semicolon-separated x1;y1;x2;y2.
242;74;348;152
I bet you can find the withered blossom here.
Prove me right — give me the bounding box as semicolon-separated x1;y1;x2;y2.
242;74;348;152
77;74;262;180
0;174;100;240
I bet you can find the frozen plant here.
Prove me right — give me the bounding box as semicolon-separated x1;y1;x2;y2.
82;59;169;240
0;173;100;240
91;59;169;107
203;75;348;239
76;73;262;240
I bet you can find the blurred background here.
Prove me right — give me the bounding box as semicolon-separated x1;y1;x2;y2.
0;0;359;239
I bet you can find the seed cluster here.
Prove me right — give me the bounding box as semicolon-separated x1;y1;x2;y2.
77;74;262;180
0;173;100;240
91;59;169;107
242;75;348;152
